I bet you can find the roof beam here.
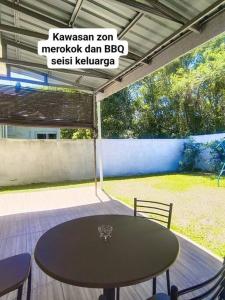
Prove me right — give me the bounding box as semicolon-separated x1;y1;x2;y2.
0;23;48;39
118;12;149;64
11;65;48;76
4;39;114;80
96;1;225;100
0;0;67;27
125;50;142;61
49;74;90;89
114;0;199;33
118;12;143;39
113;0;184;24
69;0;84;27
10;65;94;91
0;24;140;64
5;38;37;54
75;75;83;84
0;58;112;79
146;0;200;33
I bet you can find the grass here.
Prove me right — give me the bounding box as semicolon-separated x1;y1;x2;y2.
0;173;224;258
0;179;93;194
103;173;225;258
148;173;217;191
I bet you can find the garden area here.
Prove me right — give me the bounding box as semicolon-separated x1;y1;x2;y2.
0;172;224;258
103;173;225;258
52;34;225;259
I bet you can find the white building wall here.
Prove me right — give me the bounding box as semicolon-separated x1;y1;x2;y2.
7;126;60;139
0;126;3;138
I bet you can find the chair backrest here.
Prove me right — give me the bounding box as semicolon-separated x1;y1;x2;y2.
134;198;173;229
171;259;225;300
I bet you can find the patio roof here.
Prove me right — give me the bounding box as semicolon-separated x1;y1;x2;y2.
0;0;224;100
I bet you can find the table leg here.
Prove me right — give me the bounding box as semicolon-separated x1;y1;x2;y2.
100;288;115;300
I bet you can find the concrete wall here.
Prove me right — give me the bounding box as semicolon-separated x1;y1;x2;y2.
99;139;184;177
191;133;225;143
0;134;224;186
190;133;225;171
0;138;185;186
100;134;225;178
0;139;94;186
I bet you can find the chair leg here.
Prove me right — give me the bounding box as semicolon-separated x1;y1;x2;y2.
27;269;32;300
152;277;157;295
116;287;120;300
17;285;23;300
166;270;170;295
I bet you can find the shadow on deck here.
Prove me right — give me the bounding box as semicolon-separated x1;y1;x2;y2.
0;187;222;300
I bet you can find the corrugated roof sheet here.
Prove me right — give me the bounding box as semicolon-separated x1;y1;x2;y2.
0;0;224;93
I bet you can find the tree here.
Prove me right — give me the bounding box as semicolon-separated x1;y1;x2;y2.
61;128;92;139
61;34;225;139
101;88;134;138
131;34;225;138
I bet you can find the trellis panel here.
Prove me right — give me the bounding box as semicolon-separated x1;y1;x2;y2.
0;86;93;128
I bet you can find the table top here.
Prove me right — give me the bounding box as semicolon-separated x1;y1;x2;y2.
34;215;179;289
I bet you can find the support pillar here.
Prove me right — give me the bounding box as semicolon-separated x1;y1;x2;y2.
97;100;103;190
0;33;7;75
93;94;98;196
0;33;8;138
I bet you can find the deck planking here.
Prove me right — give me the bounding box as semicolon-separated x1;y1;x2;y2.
0;187;222;300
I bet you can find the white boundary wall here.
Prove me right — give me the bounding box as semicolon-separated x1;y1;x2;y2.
98;139;184;177
191;133;225;171
0;133;225;186
0;139;94;186
191;133;225;143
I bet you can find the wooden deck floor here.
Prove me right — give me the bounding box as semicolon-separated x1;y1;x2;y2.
0;187;222;300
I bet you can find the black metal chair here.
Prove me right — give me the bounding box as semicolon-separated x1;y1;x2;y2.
0;253;32;300
116;198;173;300
134;198;173;296
147;258;225;300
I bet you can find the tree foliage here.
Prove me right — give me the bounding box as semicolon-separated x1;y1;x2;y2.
61;128;92;139
61;34;225;139
101;88;134;138
180;138;225;172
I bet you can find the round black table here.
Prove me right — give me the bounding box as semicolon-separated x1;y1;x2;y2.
34;215;179;300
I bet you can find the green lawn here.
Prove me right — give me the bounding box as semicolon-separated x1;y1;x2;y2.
103;173;225;258
0;173;224;258
0;179;93;194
